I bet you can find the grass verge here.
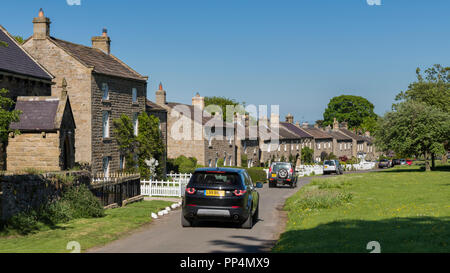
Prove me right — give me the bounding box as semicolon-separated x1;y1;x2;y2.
273;165;450;253
0;200;172;253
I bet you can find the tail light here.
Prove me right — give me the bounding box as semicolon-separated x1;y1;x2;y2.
186;187;196;195
233;190;247;196
269;167;272;173
289;168;293;174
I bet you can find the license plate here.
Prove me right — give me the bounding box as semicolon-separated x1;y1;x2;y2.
324;166;328;169
205;190;225;197
272;174;277;177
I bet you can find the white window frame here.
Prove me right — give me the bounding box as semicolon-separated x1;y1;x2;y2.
103;156;110;177
102;83;109;101
102;111;110;138
132;87;138;103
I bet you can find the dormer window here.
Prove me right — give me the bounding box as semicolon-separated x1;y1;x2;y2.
102;83;109;100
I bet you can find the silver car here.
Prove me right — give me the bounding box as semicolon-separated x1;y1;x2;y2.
323;160;344;175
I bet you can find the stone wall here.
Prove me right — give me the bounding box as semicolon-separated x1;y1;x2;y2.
91;74;146;174
204;136;236;167
0;73;52;100
0;171;91;221
23;38;93;164
7;132;61;172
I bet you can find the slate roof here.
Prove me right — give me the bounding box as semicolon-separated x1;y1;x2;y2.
146;99;166;112
339;128;366;141
328;130;352;141
280;122;313;138
166;102;234;128
303;127;333;140
10;97;60;131
49;37;146;81
0;25;52;80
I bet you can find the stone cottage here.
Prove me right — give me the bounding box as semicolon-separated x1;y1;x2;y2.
7;84;76;172
0;24;54;170
300;123;334;162
23;9;148;175
154;84;236;167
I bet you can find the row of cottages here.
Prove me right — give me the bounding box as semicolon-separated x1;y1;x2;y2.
153;84;237;167
0;10;168;175
237;113;379;167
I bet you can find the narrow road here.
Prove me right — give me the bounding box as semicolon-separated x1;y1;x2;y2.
90;170;377;253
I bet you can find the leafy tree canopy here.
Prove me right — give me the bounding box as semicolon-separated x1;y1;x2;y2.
323;95;377;131
204;96;243;122
301;147;314;164
395;64;450;114
374;100;450;171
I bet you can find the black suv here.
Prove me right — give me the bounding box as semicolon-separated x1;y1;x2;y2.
268;162;298;188
181;168;263;229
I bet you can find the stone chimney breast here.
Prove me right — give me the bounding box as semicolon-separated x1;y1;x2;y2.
155;82;166;106
92;28;111;54
33;8;51;40
192;92;205;110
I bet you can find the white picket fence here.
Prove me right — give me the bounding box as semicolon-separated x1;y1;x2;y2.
295;161;376;176
141;173;192;197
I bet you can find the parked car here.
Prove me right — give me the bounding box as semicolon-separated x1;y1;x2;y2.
378;159;391;168
323;160;344;175
268;162;298;188
181;167;262;229
392;159;401;166
400;159;407;165
406;159;413;166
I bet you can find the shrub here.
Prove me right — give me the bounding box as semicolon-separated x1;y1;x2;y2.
61;185;104;219
7;210;39;235
246;168;267;182
40;200;73;224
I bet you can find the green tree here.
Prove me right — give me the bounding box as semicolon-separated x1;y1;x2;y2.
301;147;314;164
374;101;450;171
0;88;21;142
395;64;450;163
204;96;243;122
137;112;165;179
323;95;377;130
395;64;450;113
113;114;138;173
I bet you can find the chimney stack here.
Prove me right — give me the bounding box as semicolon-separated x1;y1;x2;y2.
192;92;205;110
155;82;166;106
333;117;339;131
301;122;309;129
285;113;294;124
314;123;319;129
33;8;51;40
92;28;111;54
295;121;300;127
341;121;348;130
270;113;280;128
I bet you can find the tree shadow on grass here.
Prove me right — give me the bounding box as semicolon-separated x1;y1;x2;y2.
273;216;450;253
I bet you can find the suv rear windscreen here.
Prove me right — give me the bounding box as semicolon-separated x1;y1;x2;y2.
324;160;335;165
190;172;241;187
272;163;291;172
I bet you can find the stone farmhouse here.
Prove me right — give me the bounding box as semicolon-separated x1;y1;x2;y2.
0;24;54;170
154;84;236;167
23;9;148;175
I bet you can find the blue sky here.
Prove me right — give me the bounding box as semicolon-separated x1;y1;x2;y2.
2;0;449;123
